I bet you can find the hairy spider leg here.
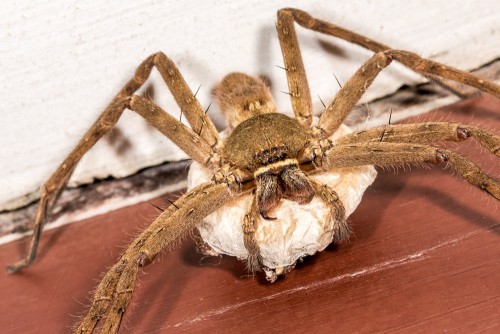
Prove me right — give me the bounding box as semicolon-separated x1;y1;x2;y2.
243;197;262;272
308;178;348;242
276;10;313;127
7;52;219;273
318;142;500;200
76;182;234;334
278;8;500;109
336;122;500;157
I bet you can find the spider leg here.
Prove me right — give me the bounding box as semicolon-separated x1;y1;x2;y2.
316;51;393;137
335;122;500;157
317;142;500;200
127;95;213;164
76;181;234;334
310;43;500;139
6;96;127;273
147;52;219;145
279;8;500;99
7;53;218;273
243;196;262;273
276;10;313;127
314;46;499;138
308;178;349;243
385;50;500;99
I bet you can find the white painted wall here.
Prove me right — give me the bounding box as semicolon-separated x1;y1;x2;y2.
1;0;499;211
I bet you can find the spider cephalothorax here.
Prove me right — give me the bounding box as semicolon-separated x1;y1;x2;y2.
219;83;316;219
7;8;499;333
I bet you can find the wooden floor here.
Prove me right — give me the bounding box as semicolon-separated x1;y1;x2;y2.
1;96;499;334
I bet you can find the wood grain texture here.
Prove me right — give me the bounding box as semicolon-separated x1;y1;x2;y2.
0;95;498;333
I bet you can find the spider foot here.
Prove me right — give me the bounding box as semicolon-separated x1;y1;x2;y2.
5;260;28;274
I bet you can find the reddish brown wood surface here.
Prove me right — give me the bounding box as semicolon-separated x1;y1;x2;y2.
1;96;499;333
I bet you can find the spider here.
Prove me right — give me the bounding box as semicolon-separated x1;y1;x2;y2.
7;8;500;333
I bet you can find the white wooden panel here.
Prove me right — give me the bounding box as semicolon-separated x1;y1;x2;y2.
1;0;499;210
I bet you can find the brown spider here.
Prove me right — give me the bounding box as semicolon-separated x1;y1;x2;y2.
7;8;500;333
